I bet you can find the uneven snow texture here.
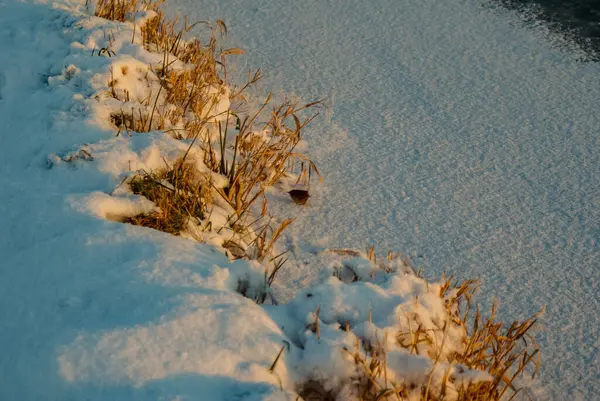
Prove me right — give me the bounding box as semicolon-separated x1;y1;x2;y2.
163;0;600;399
0;0;496;400
0;1;291;400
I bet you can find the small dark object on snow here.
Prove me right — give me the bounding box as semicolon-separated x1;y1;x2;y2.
288;189;310;205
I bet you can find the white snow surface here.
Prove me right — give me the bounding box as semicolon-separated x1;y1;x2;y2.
159;0;599;399
0;0;598;399
0;0;498;400
0;2;296;399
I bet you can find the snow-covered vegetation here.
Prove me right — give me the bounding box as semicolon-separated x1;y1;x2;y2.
0;0;545;399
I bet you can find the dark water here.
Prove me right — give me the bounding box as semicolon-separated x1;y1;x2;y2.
497;0;600;60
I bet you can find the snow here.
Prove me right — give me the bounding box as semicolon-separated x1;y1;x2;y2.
161;0;599;399
76;191;158;221
0;0;597;399
57;291;293;388
0;1;292;399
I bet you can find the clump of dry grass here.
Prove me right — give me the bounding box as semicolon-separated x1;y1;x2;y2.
124;159;210;234
94;0;164;22
442;278;541;401
314;250;541;401
97;0;243;135
327;246;418;283
202;96;321;219
140;13;228;129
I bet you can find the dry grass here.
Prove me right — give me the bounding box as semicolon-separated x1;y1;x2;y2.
124;159;209;234
202;96;322;220
97;0;244;134
443;281;541;401
327;246;419;282
338;258;539;400
94;0;164;22
300;249;540;401
94;0;321;294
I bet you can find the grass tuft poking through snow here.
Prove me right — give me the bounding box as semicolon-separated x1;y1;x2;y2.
125;160;210;234
286;249;541;401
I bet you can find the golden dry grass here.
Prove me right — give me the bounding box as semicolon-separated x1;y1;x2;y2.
94;0;164;22
94;0;321;277
298;249;540;401
328;250;540;401
124;159;210;234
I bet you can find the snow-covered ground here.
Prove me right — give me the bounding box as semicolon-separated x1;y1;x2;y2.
0;1;291;400
0;0;597;399
0;0;513;400
160;0;599;399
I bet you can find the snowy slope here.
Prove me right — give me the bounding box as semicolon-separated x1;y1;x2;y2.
0;2;295;400
0;1;298;400
162;0;600;399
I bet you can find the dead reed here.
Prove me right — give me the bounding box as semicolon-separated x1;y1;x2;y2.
94;0;164;22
